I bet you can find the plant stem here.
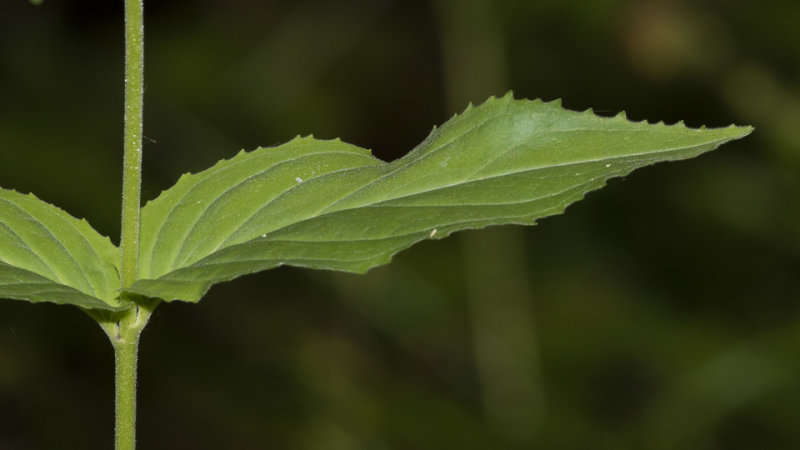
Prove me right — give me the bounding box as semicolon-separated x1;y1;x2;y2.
115;0;145;449
115;341;138;450
106;302;154;450
120;0;144;291
93;301;156;450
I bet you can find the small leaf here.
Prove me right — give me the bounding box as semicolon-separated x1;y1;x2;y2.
0;188;122;310
128;94;751;302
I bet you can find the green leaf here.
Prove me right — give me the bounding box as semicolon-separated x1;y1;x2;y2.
0;189;122;310
128;94;752;302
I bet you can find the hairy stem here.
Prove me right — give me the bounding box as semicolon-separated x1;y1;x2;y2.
113;319;141;450
120;0;144;291
114;343;138;450
116;0;145;449
108;304;153;450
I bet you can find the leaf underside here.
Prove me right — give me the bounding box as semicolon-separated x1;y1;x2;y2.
123;94;751;303
0;189;122;310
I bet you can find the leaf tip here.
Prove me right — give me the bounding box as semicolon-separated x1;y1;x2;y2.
737;124;755;136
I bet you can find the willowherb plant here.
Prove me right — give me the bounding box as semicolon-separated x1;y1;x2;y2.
1;1;751;449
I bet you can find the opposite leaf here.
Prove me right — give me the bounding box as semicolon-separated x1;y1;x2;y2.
129;94;751;302
0;189;122;310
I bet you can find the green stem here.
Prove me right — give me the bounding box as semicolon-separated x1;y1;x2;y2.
97;300;158;450
120;0;144;291
115;0;145;449
108;304;153;450
115;341;138;450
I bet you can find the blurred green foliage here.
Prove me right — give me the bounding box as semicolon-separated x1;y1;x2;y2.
0;0;797;449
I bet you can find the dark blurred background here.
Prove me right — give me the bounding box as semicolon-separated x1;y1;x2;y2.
0;0;798;449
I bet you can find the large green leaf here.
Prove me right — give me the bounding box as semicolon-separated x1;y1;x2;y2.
0;189;122;310
129;94;751;302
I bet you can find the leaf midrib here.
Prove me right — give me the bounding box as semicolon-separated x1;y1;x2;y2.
147;176;595;284
151;133;721;278
219;137;711;243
